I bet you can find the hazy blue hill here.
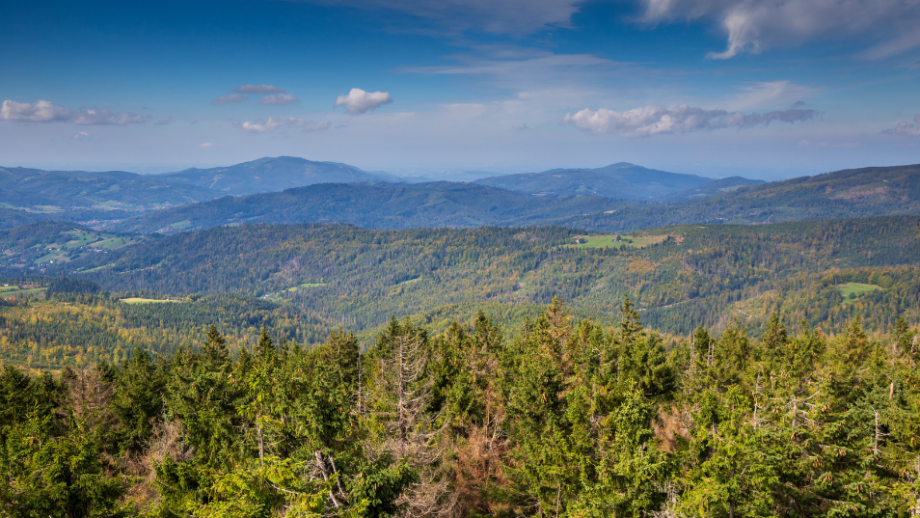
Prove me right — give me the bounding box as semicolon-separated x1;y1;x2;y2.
107;181;625;234
662;176;765;200
156;156;389;195
0;166;219;213
474;162;715;200
0;208;42;229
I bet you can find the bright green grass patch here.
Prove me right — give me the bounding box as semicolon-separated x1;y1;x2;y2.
286;282;327;293
839;282;881;303
120;298;182;304
170;220;192;230
1;287;46;298
566;234;670;249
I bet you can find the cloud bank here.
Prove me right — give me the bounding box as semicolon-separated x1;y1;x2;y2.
289;0;584;35
212;93;249;105
235;84;286;94
639;0;920;59
883;115;920;137
562;104;816;137
1;100;149;125
259;93;299;105
240;117;330;133
334;88;393;114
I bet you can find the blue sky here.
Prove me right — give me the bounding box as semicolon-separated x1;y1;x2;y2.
1;0;918;179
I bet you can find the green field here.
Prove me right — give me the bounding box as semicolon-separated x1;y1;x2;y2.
285;282;326;293
119;297;182;304
170;220;192;230
839;282;882;302
566;234;670;249
0;285;46;298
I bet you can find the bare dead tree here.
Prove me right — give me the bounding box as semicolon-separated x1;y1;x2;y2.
369;329;454;518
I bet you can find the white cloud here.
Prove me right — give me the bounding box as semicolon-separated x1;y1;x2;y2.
72;109;149;125
259;93;299;105
73;131;90;140
639;0;920;59
240;117;330;133
724;81;817;111
235;84;286;94
883;115;920;137
285;0;585;35
200;142;213;148
562;104;816;137
334;88;393;114
212;93;249;105
1;99;149;125
1;99;71;122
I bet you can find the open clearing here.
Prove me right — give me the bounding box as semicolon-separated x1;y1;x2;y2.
120;298;182;304
839;282;881;303
1;285;47;298
566;234;670;249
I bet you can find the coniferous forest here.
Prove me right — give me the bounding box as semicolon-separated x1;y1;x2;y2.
2;296;920;517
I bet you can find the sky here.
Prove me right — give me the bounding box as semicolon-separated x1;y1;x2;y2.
1;0;918;180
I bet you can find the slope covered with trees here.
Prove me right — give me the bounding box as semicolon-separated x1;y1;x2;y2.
4;216;912;342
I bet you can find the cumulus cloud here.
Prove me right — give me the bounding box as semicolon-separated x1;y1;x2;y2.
562;104;816;137
1;99;149;125
235;84;286;94
639;0;920;59
883;115;920;137
259;93;299;105
285;0;584;35
212;93;248;105
240;117;330;133
334;88;393;114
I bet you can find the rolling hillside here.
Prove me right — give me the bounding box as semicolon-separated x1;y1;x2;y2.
474;162;760;200
16;215;917;340
156;156;389;195
0;166;218;214
106;181;625;234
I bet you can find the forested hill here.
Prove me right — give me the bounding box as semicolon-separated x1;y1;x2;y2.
104;163;920;235
155;156;388;196
474;162;764;200
16;215;917;339
106;182;625;234
0;165;218;215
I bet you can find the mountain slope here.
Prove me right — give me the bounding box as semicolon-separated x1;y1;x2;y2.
474;162;717;200
0;166;219;213
106;181;625;234
33;215;920;339
156;156;388;195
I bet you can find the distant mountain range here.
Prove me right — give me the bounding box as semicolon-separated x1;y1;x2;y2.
106;182;626;234
474;162;762;201
154;156;388;196
3;157;918;237
104;163;920;235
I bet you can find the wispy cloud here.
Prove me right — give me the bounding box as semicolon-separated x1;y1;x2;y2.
235;84;286;94
563;104;816;137
240;117;330;133
1;99;149;125
638;0;920;59
334;88;393;114
200;142;213;148
285;0;585;35
882;115;920;137
259;93;299;105
212;93;249;105
73;131;90;140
